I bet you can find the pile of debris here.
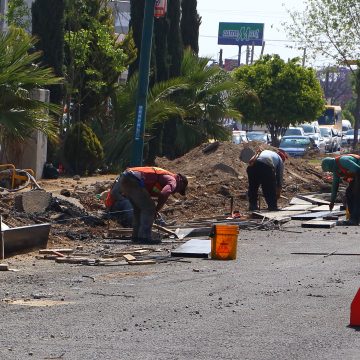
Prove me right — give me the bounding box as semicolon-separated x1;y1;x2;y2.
156;141;327;222
0;141;329;249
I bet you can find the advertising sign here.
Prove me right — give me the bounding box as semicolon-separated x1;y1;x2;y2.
154;0;167;18
218;22;264;46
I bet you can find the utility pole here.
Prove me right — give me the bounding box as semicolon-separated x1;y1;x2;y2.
250;42;255;64
302;47;307;67
131;0;156;166
219;48;223;67
246;45;250;65
237;45;242;67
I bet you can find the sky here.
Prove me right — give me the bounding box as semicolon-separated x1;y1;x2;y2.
197;0;308;65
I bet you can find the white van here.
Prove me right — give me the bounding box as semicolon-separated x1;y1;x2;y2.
342;119;352;132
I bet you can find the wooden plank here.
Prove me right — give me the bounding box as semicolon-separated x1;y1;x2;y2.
282;205;316;211
128;260;156;265
288;170;311;183
296;194;330;205
0;263;9;271
171;239;211;258
152;224;179;238
291;210;345;220
123;254;136;262
39;248;73;254
301;220;336;228
55;257;90;264
252;210;309;222
289;197;313;205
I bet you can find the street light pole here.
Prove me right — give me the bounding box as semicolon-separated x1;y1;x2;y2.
130;0;156;166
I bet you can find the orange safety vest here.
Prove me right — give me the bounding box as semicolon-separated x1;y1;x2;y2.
127;167;176;196
335;154;360;183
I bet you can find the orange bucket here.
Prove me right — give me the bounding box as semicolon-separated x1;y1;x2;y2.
211;224;239;260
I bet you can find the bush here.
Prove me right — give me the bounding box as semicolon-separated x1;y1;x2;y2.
63;122;104;175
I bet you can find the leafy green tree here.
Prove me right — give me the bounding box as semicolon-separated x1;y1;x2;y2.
154;17;169;82
167;0;182;78
181;0;201;54
32;0;65;105
6;0;30;29
0;27;62;157
63;122;104;175
165;50;241;157
128;0;145;79
64;0;128;124
285;0;360;146
232;55;325;145
103;74;186;169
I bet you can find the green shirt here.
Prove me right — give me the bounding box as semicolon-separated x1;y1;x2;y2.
330;155;360;202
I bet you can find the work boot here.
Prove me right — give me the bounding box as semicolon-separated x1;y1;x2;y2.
268;207;280;211
249;204;259;211
132;237;162;245
336;219;359;226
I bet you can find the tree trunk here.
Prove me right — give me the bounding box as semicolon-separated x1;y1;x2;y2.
353;76;360;149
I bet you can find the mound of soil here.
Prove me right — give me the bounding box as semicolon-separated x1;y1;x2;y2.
0;142;328;248
155;141;326;222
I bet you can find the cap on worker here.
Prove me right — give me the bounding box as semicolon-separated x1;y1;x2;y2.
277;149;288;162
321;157;336;172
177;173;188;196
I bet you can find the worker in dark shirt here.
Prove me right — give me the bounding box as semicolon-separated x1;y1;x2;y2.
247;149;287;211
109;167;188;243
322;155;360;225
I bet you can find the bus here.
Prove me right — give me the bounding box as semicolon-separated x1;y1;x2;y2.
317;105;342;132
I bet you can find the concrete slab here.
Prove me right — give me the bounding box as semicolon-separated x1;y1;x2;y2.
301;220;337;228
171;239;211;258
3;223;50;257
289;197;313;205
310;204;341;212
291;210;345;220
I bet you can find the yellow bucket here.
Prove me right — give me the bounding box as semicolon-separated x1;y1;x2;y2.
211;224;239;260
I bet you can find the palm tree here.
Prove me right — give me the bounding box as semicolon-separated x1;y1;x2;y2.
0;27;62;158
103;50;242;167
103;73;187;169
163;49;242;158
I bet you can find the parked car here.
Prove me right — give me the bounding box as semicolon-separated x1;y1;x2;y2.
246;131;271;144
232;130;248;144
320;127;341;152
342;119;352;133
299;122;327;151
284;127;305;136
279;136;317;157
341;129;360;147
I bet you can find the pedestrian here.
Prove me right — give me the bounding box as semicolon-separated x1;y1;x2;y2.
109;167;188;244
321;154;360;225
246;149;288;211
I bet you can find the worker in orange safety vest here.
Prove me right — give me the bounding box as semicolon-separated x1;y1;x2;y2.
108;167;188;244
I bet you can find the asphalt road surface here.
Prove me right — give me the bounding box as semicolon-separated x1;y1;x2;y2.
1;222;360;360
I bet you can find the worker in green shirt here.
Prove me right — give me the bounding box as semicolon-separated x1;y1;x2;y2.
321;154;360;225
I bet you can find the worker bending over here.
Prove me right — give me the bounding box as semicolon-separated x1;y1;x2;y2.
247;149;287;211
321;154;360;226
109;167;188;244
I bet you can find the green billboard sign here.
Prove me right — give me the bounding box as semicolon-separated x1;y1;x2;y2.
218;22;264;46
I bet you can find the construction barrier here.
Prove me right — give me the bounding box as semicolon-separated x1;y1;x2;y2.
350;288;360;326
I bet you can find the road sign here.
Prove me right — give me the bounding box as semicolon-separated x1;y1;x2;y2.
218;22;264;46
154;0;167;18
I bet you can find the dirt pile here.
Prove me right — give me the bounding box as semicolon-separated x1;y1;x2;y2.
155;141;327;221
0;142;328;246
